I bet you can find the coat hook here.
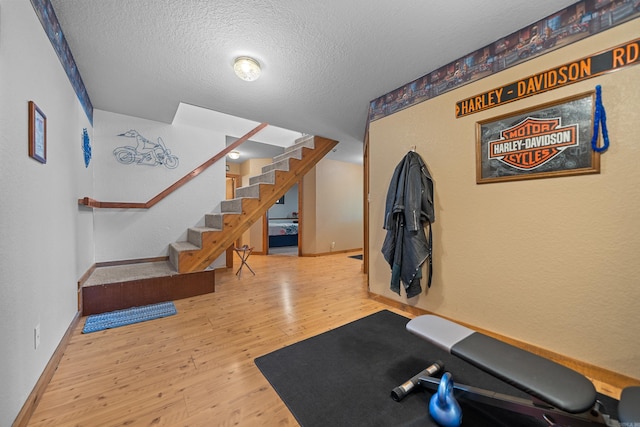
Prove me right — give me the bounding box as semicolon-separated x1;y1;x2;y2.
410;145;416;152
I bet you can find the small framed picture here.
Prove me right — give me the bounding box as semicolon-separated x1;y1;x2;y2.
29;101;47;163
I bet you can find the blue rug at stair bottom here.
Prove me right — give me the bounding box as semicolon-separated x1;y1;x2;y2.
82;301;177;333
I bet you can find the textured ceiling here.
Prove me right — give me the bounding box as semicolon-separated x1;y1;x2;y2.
50;0;577;163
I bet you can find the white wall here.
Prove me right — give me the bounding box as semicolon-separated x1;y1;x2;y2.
0;1;95;424
92;110;227;264
0;3;360;424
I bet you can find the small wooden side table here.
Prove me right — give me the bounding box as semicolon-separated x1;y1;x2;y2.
234;245;255;278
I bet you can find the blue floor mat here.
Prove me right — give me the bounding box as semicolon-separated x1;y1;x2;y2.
82;301;177;333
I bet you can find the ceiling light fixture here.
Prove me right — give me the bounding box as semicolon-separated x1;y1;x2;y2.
228;151;240;160
233;56;261;82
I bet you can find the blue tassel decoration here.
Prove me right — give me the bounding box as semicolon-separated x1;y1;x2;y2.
591;85;610;153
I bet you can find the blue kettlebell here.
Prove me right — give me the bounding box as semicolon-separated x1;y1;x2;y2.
429;372;462;427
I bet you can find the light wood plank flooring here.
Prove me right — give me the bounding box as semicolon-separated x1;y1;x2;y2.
28;252;402;426
26;252;622;426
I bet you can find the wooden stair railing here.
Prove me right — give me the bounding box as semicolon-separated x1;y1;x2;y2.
78;123;269;209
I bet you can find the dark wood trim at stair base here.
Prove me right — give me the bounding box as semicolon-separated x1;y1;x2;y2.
368;292;640;398
12;312;81;427
77;264;99;314
77;257;172;313
82;270;215;316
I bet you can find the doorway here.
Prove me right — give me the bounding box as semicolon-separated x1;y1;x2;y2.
265;182;301;256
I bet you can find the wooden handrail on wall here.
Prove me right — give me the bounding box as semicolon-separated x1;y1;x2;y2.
78;123;268;209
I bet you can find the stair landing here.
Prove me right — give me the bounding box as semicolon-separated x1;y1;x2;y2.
81;260;215;316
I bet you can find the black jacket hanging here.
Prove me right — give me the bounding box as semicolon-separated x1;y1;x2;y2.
381;151;435;298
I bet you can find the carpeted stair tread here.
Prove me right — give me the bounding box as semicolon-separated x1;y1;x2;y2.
84;260;177;287
170;241;200;251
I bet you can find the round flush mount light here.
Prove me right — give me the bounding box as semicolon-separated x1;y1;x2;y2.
233;56;261;81
228;151;240;160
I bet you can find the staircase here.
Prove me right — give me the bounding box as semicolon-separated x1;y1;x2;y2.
169;135;338;273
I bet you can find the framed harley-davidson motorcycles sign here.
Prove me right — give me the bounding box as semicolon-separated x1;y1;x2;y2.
476;91;599;184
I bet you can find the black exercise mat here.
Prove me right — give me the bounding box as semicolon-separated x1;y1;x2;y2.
255;310;618;427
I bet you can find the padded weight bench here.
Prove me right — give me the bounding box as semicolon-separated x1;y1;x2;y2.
404;315;640;426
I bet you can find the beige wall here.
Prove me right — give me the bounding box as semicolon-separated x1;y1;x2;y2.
303;159;364;254
369;20;640;379
302;164;318;253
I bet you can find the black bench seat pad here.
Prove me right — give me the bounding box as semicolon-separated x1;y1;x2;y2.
407;315;597;414
451;332;597;413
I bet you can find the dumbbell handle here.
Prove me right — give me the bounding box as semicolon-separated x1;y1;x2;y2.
391;360;444;402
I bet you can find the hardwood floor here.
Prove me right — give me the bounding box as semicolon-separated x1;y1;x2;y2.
26;252;623;426
28;252;400;427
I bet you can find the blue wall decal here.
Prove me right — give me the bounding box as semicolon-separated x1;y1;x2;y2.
82;128;91;167
113;130;179;169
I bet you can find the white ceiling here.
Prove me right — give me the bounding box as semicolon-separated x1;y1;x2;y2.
50;0;577;163
172;102;303;163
